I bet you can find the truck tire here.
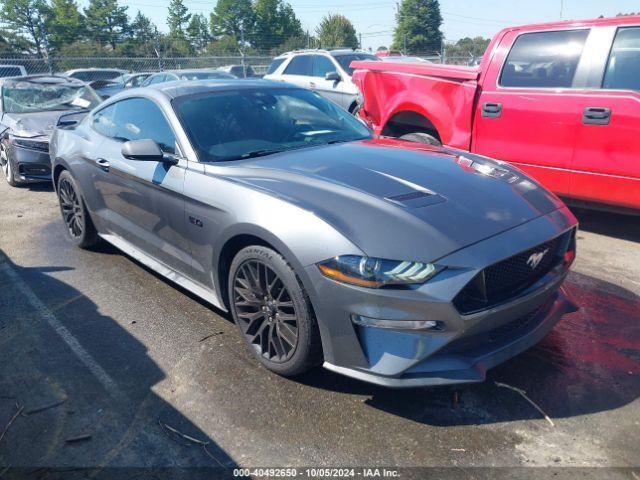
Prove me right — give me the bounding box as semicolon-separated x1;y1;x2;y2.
399;132;442;146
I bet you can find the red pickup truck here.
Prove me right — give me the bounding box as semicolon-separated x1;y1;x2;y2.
352;16;640;213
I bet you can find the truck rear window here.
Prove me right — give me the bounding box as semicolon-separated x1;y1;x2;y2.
500;29;589;88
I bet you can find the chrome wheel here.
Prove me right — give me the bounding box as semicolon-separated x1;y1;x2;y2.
232;260;299;363
58;177;84;238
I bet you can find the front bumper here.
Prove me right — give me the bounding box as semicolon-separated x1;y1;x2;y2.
304;206;578;387
9;139;52;183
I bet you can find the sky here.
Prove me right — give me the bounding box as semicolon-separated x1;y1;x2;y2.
85;0;640;51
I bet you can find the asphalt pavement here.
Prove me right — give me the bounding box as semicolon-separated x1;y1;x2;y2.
0;179;638;479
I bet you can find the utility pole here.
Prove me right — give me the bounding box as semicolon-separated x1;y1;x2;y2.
403;33;407;54
239;25;247;78
359;33;362;50
560;0;564;19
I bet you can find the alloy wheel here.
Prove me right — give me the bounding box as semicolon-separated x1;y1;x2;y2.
233;260;299;363
58;178;84;238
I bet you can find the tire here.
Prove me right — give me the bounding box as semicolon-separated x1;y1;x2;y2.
56;170;99;249
1;139;22;187
228;245;322;376
399;132;442;146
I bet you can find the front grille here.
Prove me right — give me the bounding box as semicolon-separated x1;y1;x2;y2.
454;234;568;315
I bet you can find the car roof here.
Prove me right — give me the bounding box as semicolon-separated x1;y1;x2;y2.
146;79;297;99
64;68;127;73
274;49;371;59
499;14;640;34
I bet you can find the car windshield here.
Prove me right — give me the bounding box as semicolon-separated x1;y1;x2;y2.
179;71;235;80
2;79;102;113
173;87;372;162
334;53;380;76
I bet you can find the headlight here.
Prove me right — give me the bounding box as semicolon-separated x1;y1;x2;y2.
12;138;49;152
318;255;442;288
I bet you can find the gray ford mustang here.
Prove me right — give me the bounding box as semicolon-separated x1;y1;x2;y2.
50;80;578;387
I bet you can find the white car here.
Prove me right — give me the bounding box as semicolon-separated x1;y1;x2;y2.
264;49;380;112
0;65;27;78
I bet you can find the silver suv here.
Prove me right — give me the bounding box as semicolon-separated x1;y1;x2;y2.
264;49;380;112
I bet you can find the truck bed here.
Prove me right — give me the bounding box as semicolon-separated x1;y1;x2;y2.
351;60;480;149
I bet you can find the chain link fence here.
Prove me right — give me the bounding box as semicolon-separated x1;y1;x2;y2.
0;55;275;76
0;51;480;77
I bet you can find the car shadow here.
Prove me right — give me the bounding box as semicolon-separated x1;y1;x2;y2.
570;206;640;243
0;250;236;479
294;270;640;427
21;182;54;193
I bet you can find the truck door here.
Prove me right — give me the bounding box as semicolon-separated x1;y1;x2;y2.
473;28;591;196
569;26;640;210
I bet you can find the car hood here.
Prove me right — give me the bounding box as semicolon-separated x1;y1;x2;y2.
1;111;65;138
213;138;566;263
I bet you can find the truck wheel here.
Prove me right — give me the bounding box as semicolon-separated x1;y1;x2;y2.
399;132;442;146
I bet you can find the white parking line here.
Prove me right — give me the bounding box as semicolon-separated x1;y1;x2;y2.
1;262;125;403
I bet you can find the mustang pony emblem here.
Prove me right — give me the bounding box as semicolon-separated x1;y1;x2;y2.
526;249;549;269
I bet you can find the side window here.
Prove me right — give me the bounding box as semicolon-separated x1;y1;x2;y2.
603;27;640;91
284;55;313;76
91;103;117;137
111;98;177;154
500;29;589;88
148;74;166;85
312;56;337;78
266;58;285;75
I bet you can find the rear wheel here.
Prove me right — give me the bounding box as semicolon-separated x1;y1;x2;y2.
56;170;99;248
399;132;442;146
1;139;21;187
228;245;322;376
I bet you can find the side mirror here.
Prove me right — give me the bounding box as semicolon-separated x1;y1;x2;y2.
325;71;341;82
121;139;165;161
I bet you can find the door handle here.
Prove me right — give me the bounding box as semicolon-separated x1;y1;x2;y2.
481;102;502;118
582;107;611;125
96;158;110;172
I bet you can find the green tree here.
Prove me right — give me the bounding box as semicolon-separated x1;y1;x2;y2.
84;0;129;50
392;0;442;54
0;0;50;55
210;0;253;39
252;0;303;52
167;0;190;39
315;14;358;49
445;36;489;58
46;0;83;52
187;13;209;52
120;11;158;55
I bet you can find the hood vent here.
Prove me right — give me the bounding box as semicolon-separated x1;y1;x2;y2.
385;190;446;208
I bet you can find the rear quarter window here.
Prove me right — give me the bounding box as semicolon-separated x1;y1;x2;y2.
500;29;589;88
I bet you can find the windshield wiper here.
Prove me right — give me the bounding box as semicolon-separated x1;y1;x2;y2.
236;148;284;160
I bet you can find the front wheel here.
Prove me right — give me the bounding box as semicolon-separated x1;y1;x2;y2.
228;246;322;376
56;170;99;249
1;139;21;187
399;132;442;146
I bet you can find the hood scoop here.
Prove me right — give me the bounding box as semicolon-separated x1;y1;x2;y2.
385;190;446;208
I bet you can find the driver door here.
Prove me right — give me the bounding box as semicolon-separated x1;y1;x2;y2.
96;97;193;277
